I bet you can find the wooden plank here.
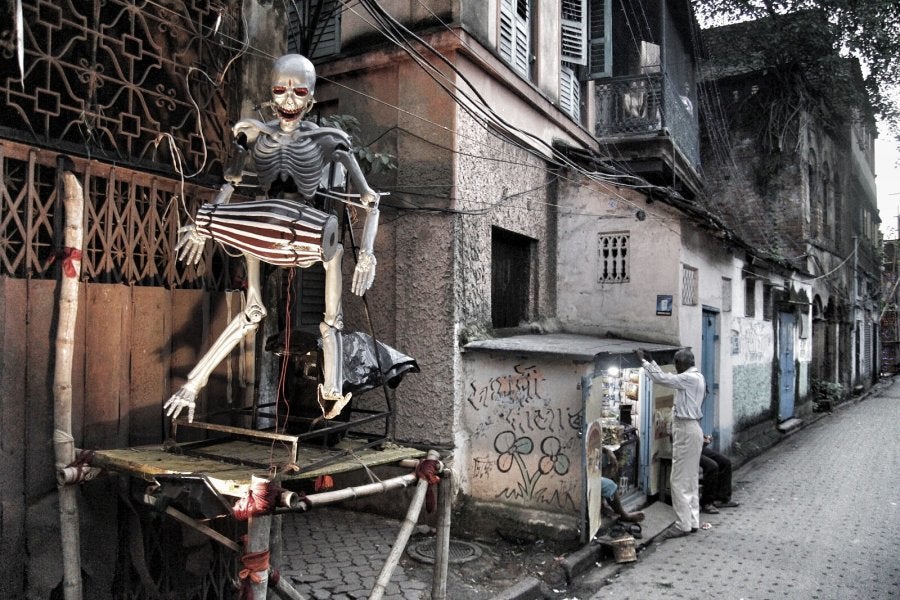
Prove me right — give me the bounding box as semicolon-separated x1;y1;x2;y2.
170;289;207;440
129;287;171;445
25;279;56;499
83;284;131;449
70;282;87;447
205;290;234;416
0;277;27;597
90;440;426;499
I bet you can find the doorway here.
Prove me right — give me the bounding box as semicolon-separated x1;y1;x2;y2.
700;308;719;440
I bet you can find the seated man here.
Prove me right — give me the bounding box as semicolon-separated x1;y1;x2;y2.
700;435;740;513
601;446;644;523
601;476;645;523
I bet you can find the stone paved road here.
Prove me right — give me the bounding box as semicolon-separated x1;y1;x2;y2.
582;381;900;600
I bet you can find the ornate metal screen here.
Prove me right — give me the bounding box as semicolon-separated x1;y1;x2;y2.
0;0;243;289
0;140;234;288
0;0;238;179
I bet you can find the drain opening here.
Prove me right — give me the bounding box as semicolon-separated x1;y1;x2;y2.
407;538;483;564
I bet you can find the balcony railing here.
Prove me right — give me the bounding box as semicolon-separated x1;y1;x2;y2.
594;73;699;168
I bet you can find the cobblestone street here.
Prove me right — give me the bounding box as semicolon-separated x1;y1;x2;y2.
276;382;899;600
579;381;900;600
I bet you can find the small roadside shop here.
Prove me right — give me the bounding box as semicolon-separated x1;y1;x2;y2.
461;334;680;542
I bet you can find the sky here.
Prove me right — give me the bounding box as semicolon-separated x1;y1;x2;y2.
877;135;900;240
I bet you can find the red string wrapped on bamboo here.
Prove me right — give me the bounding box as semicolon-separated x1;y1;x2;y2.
232;479;284;521
415;459;442;513
65;449;97;484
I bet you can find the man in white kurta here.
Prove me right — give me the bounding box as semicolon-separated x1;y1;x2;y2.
637;348;705;537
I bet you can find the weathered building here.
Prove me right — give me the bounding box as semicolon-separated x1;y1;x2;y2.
700;16;881;428
305;0;815;536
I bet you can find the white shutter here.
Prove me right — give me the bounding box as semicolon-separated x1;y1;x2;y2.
499;0;531;79
588;0;612;79
559;64;581;121
499;0;515;66
561;0;588;66
287;0;341;59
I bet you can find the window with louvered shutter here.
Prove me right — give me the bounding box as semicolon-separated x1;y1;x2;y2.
287;0;341;60
588;0;612;79
561;0;588;66
499;0;531;79
559;65;581;120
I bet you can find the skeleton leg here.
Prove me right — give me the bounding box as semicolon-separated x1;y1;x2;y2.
317;244;352;420
164;256;266;422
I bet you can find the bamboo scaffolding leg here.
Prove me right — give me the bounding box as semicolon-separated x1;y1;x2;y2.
431;470;453;600
52;169;85;600
245;476;271;600
369;450;440;600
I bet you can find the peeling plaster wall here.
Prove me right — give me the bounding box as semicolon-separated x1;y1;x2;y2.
454;111;555;332
556;176;681;344
314;54;458;445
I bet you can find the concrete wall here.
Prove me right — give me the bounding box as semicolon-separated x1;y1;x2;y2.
556;176;682;344
460;351;587;529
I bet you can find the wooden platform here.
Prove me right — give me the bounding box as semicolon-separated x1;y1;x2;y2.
91;437;425;499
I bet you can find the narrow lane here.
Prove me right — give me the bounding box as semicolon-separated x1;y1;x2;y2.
587;381;900;600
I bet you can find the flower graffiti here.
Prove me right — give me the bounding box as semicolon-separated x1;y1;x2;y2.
493;430;570;501
538;436;570;476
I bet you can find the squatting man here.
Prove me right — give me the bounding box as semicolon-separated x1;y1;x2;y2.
164;54;380;423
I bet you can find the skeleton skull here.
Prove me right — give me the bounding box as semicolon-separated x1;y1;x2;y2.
271;54;316;131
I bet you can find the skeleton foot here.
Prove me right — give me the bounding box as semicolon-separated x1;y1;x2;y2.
317;385;352;420
164;384;199;422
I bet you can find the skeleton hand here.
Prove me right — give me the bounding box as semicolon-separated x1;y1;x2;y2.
164;383;199;422
351;250;377;296
175;224;210;266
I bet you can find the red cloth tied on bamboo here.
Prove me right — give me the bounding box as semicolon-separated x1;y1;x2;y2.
237;542;271;600
415;459;441;514
47;247;82;278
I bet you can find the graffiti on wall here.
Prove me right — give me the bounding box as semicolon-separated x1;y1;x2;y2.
736;319;774;363
466;362;581;511
467;363;545;410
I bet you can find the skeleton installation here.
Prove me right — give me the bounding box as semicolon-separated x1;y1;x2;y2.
164;54;380;423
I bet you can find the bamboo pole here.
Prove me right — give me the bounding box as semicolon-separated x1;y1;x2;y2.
431;469;453;600
269;573;306;600
53;169;85;600
369;450;440;600
245;475;271;600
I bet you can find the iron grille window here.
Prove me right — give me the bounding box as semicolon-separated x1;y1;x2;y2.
492;227;534;328
722;277;732;312
682;265;698;306
744;278;756;317
598;233;629;283
0;142;227;289
0;0;237;179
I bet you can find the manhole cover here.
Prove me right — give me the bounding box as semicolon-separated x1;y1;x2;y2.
407;538;483;564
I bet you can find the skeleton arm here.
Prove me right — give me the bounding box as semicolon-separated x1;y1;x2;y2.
332;148;380;295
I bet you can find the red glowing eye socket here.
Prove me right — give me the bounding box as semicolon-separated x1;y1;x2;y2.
272;86;287;95
294;87;309;97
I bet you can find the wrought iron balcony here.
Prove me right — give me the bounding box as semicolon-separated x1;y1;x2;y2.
593;73;700;169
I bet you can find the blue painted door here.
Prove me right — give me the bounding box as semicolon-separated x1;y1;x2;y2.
700;309;718;439
778;312;796;420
